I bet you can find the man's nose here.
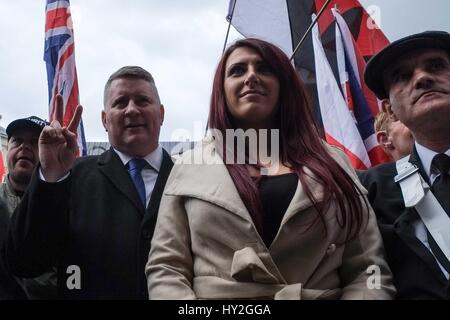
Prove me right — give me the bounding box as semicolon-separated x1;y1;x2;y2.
124;100;140;115
413;67;435;90
18;140;36;151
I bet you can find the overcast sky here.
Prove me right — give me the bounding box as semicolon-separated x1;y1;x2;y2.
0;0;449;142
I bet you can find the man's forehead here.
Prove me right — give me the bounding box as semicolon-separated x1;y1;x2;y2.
108;78;155;96
383;48;449;80
387;48;448;71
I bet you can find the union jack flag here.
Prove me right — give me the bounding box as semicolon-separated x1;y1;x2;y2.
44;0;87;156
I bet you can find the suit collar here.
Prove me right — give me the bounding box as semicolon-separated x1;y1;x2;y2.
97;148;144;213
113;145;164;173
143;149;173;223
408;146;429;184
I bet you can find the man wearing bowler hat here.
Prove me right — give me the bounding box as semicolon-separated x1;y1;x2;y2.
0;116;56;299
360;31;450;299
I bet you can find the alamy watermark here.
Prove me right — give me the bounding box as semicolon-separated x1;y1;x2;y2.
171;127;280;175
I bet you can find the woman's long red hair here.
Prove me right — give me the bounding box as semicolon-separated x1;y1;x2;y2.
208;38;368;240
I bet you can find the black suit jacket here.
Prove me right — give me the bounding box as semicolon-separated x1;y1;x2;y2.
4;148;173;299
359;148;450;299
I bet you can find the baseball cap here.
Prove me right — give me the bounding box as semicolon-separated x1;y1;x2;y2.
6;116;50;139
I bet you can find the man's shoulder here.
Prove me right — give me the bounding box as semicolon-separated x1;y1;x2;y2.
73;154;102;168
358;161;398;185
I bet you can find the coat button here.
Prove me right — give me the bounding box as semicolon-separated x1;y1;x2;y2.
326;243;336;254
142;230;152;240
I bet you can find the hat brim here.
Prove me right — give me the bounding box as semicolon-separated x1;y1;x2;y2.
364;32;450;99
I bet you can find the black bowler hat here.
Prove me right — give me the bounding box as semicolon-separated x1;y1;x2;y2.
364;30;450;99
6;116;49;139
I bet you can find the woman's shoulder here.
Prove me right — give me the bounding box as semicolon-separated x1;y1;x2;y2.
322;141;354;170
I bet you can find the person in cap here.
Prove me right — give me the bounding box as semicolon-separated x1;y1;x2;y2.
359;31;450;299
3;66;173;299
0;116;56;299
373;102;414;162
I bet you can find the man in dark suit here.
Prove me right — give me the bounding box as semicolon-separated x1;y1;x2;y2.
359;31;450;299
3;66;173;299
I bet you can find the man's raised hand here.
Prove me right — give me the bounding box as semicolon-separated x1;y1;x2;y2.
39;94;83;182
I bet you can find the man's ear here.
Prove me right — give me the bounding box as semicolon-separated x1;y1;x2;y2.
381;99;398;121
101;110;108;132
377;130;394;153
160;104;165;126
376;130;388;146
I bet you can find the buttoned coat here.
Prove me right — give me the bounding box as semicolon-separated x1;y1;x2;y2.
4;148;173;299
146;140;395;299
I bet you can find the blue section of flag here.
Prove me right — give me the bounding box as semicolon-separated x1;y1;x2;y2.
344;53;375;141
44;34;70;103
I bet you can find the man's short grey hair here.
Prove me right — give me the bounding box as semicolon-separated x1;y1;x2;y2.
103;66;159;106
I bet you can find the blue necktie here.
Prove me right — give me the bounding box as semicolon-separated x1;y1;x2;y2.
127;158;147;206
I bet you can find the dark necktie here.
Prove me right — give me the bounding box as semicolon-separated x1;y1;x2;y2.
426;153;450;274
127;158;147;206
431;153;450;214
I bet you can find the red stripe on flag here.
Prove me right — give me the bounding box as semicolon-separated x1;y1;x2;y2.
57;42;75;70
368;145;391;166
315;0;359;35
64;71;79;127
45;8;70;32
0;150;5;182
325;133;368;170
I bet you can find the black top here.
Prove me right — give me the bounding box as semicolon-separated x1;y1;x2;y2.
255;173;298;248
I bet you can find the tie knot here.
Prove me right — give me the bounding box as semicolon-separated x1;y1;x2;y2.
432;153;450;176
128;158;147;172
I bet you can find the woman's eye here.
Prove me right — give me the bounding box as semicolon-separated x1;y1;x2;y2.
228;65;245;76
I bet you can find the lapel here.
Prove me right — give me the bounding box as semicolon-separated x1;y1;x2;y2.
143;149;174;225
393;147;448;283
97;148;144;214
165;144;252;224
165;140;319;230
280;167;324;228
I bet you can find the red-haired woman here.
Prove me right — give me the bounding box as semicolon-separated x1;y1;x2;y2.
146;38;395;299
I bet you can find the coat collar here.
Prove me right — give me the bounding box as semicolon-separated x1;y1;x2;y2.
97;148;144;213
164;140;323;227
97;148;174;218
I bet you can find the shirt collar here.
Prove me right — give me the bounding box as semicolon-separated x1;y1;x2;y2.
113;145;163;172
414;141;450;179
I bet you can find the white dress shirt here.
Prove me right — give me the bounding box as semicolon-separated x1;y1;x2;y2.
114;145;163;208
413;142;450;279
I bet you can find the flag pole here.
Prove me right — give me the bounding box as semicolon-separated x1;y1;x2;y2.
290;0;332;61
223;0;238;54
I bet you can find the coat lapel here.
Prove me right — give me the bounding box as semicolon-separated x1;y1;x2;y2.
164;142;255;224
280;167;324;228
97;148;144;213
165;141;321;230
143;149;174;224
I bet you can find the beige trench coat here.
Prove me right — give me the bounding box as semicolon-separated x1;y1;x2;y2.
146;140;395;299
